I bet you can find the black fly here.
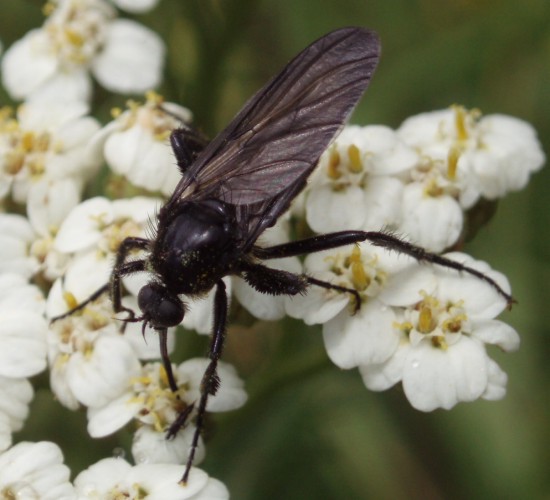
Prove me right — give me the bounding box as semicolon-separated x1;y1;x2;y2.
53;27;513;483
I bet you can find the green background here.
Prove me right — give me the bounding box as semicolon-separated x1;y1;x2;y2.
1;0;549;498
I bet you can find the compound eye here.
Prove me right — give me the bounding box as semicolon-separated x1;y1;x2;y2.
138;283;184;328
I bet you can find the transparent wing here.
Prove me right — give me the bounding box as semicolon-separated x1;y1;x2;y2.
166;27;380;219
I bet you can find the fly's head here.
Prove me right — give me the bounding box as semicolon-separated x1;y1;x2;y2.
137;282;184;331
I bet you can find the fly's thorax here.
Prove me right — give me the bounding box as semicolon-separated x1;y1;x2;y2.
150;199;241;295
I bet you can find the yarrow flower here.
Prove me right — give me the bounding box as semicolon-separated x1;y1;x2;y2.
92;92;193;197
304;107;545;252
87;359;247;465
0;441;74;499
74;457;229;499
360;253;520;411
305;125;416;234
286;242;520;411
0;101;101;210
1;0;165;103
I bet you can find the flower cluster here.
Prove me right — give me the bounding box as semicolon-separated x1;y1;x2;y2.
0;1;546;497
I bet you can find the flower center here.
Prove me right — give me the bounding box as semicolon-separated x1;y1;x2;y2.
326;246;387;306
44;0;114;67
130;364;189;432
396;292;469;350
0;106;56;180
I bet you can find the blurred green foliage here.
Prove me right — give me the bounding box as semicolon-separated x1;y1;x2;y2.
1;0;549;498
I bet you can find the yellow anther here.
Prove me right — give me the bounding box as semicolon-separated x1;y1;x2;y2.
5;151;24;175
43;1;55;16
424;177;443;197
145;90;164;105
347;144;362;173
327;149;341;179
447;145;461;181
442;312;466;333
63;291;79;311
453;105;468;142
418;304;435;333
65;28;84;47
431;335;448;350
349;246;369;291
159;364;171;388
131;376;152;386
21;132;35;152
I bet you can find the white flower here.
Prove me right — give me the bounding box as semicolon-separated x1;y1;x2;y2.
360;253;519;411
53;195;161;294
87;359;247;465
54;195;160;255
0;377;34;452
398;106;545;207
92;92;192;196
286;242;435;368
46;270;168;409
0;441;75;500
0;101;101;208
74;457;229;499
0;274;48;379
1;0;165;103
305;125;416;233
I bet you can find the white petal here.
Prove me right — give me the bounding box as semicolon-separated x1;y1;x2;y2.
92;19;165;93
131;464;210;499
114;0;160;13
471;319;520;352
0;441;73;500
132;425;204;466
176;358;247;412
0;312;48;378
398;183;463;252
306;185;366;233
285;285;349;325
67;335;141;408
54;197;113;253
359;340;408;391
27;178;82;236
87;393;140;437
481;358;508;401
362;176;404;230
25;68;92;104
74;457;132;493
183;279;232;334
0;414;11;452
322;302;398;368
434;252;511;319
402;336;488;411
1;30;58;100
0;376;34;432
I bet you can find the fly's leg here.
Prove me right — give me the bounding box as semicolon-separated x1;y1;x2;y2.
239;259;362;312
253;230;514;306
50;236;151;323
166;280;228;485
109;237;150;319
170;127;209;174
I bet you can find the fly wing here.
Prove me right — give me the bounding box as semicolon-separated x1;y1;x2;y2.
166;27;380;216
